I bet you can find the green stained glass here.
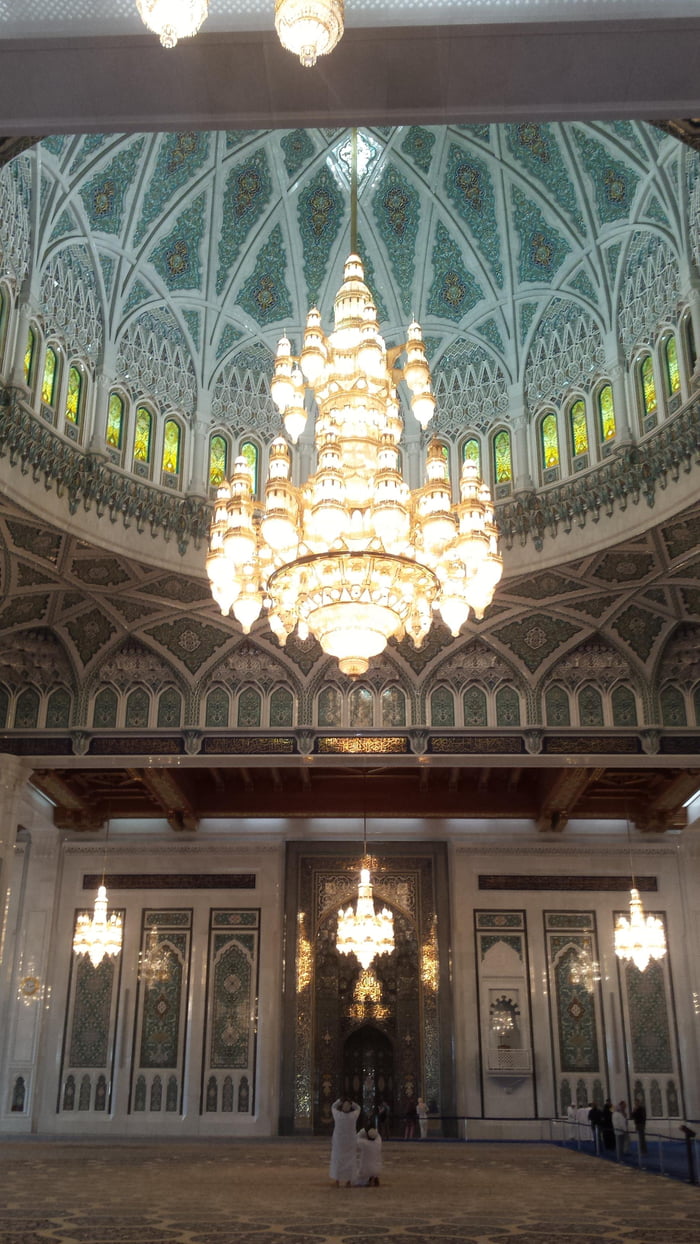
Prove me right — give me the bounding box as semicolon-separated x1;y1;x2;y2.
462;438;481;473
664;335;680;395
23;327;35;384
493;431;512;484
42;346;58;406
107;393;124;449
240;441;258;497
541;413;559;469
65;365;82;424
162;419;181;474
641;356;657;415
597;384;615;441
210;435;228;487
570;400;588;456
134;406;152;462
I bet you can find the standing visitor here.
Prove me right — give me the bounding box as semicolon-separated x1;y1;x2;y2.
417;1097;429;1139
330;1098;361;1187
612;1101;629;1160
631;1100;647;1155
377;1098;391;1141
403;1097;418;1139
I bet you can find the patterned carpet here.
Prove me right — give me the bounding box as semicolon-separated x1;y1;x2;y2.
0;1138;698;1244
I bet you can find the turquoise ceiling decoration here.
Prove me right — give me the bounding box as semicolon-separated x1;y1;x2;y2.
7;122;695;428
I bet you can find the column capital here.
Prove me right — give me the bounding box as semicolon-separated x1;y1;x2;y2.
0;753;31;799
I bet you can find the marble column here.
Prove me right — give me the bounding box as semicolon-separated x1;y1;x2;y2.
604;336;634;447
509;388;534;494
0;754;32;1121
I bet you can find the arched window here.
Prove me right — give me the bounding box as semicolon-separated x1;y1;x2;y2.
107;392;125;450
41;345;58;407
14;687;40;729
612;685;638;727
540;412;559;470
545;685;570;727
209;435;228;487
381;686;406;728
430;686;455;727
205;687;229;727
462;438;481;474
569;399;588;458
663;335;680;397
240;441;259;497
318;685;342;727
597;384;616;442
463;686;487;727
162;418;181;475
237;687;262;728
125;687;150;728
639;355;657;423
578;685;604;726
659;685;687;727
134;406;153;463
349;685;373;728
93;687;118;729
493;430;512;485
23;326;36;386
496;686;520;726
157;687;182;727
270;686;294;727
46;687;71;728
64;365;83;425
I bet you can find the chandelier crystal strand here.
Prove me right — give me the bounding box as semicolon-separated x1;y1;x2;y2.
614;887;667;973
206;255;503;676
135;0;209;47
274;0;344;66
72;885;123;969
337;865;394;970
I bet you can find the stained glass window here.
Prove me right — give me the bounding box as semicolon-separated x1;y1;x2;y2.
664;335;680;395
318;686;342;727
540;413;559;469
93;687;118;729
162;419;181;475
157;687;182;727
640;356;657;416
23;326;35;385
597;384;615;441
463;686;487;726
209;435;228;487
125;687;150;728
64;365;82;424
237;687;262;728
134;407;152;462
493;430;512;484
270;686;294;727
569;400;588;456
578;685;604;726
107;393;124;449
42;346;58;406
240;441;258;497
46;687;71;728
349;685;373;728
496;686;521;726
462;438;481;473
430;686;455;727
612;685;638;727
545;685;570;727
381;686;406;728
205;687;229;728
14;687;40;729
660;685;686;727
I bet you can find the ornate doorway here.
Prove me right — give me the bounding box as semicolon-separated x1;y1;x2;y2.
342;1024;394;1129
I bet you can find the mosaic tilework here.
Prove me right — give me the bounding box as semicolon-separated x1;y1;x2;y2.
79;138;145;236
427;221;484;321
149;193;206;292
519;300;539;344
69;132;109;174
216;148;273;296
48;208;75;243
492;614;580;673
401;125;435;174
511;186;572;284
298;164;345;303
98;252;115;296
202;909;260;1115
134;132;210;244
59;910;123;1115
280;129;315;179
568;268;598;303
122;278;152;316
356;233;388;323
237;224;293;327
574;128;641;224
475;317;505;354
624;958;673;1074
215;322;244;360
505;123;585;234
131;910;191;1113
371;163;419;317
444;143;503;286
549;932;600;1074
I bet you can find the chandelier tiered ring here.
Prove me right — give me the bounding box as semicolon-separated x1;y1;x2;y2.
206;253;503;676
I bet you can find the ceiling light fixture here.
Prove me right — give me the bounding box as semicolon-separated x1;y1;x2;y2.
206;130;503;676
336;796;394;970
72;814;123;968
274;0;344;66
614;815;667;973
136;0;209;47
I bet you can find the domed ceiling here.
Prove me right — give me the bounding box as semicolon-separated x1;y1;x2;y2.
4;122;697;434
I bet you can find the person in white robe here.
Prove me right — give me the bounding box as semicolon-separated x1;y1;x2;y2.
354;1126;383;1185
330;1098;361;1186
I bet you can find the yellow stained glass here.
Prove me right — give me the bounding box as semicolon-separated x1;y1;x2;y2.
570;400;588;456
41;346;58;406
134;406;152;462
107;393;124;448
541;413;559;469
664;336;680;395
597;384;615;441
494;430;512;484
462;438;481;473
641;356;657;415
209;435;227;487
162;419;181;474
23;327;35;384
240;441;258;497
64;366;82;424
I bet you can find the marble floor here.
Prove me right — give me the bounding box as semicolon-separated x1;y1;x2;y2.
0;1138;698;1244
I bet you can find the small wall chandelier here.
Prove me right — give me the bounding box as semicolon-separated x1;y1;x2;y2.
73;884;123;969
614;815;667;973
274;0;344;66
139;928;172;987
207;132;503;676
136;0;209;47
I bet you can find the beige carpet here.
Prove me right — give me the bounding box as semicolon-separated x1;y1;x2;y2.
0;1138;698;1244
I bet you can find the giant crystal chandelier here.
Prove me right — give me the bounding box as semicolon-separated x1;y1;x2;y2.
135;0;209;47
72;884;123;969
206;254;503;677
614;888;667;973
274;0;344;66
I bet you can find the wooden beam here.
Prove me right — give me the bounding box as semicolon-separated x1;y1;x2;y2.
634;770;700;832
537;767;604;832
127;768;199;832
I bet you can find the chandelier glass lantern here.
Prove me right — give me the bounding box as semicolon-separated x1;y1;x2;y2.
614;887;667;973
135;0;209;47
72;884;123;969
274;0;344;66
337;864;394;971
206;246;503;676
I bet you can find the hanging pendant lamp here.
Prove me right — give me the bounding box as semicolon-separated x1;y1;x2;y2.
336;793;394;970
72;813;123;968
614;814;667;973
